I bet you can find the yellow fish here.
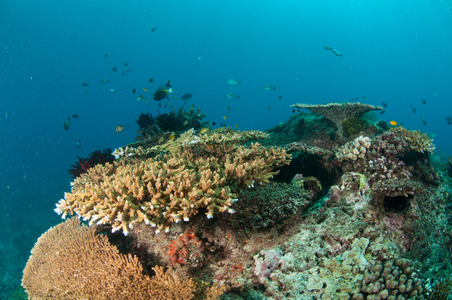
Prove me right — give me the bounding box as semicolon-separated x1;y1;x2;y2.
143;87;149;93
115;125;124;132
389;120;398;126
158;136;164;144
200;127;208;134
223;115;227;120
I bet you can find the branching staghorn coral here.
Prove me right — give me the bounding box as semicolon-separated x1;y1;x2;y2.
55;128;290;235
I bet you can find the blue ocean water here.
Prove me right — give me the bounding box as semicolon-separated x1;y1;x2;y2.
1;0;451;297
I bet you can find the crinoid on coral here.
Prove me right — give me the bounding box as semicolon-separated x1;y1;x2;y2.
136;105;210;141
68;148;115;179
341;117;369;138
136;112;155;130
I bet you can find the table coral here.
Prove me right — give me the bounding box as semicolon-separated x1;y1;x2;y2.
55;128;290;235
290;102;382;138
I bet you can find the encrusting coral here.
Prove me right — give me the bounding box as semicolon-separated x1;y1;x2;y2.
55;128;290;235
22;218;200;300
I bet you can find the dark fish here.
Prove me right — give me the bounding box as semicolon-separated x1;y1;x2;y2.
380;109;386;115
100;78;110;84
132;88;136;94
212;121;216;126
149;78;154;83
421;116;427;126
112;67;118;72
165;80;172;88
63;118;70;131
446;116;452;125
381;101;387;108
410;104;416;114
292;109;296;113
278;96;282;99
181;93;192;101
151;26;158;32
104;52;109;58
77;140;82;149
82;82;90;87
124;62;130;67
421;99;427;105
72;114;79;119
362;96;366;99
153;88;170;101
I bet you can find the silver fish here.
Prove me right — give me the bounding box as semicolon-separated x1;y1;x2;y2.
224;93;240;100
225;79;241;86
261;84;276;91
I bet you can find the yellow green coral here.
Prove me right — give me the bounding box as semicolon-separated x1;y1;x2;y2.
388;126;435;154
55;128;290;235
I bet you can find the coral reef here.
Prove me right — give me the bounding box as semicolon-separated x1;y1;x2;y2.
23;106;452;299
55;128;290;235
68;148;115;179
290;102;382;138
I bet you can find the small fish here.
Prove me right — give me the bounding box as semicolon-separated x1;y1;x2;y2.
447;116;452;125
421;116;427;126
153;86;172;101
104;52;110;58
224;93;240;100
225;105;231;112
71;114;79;119
124;62;130;67
183;120;189;126
212;121;216;126
132;88;136;94
380;109;386;115
292;109;296;113
116;125;124;132
158;136;164;144
410;104;417;114
261;84;276;91
77;140;82;149
149;78;154;83
63;118;70;131
223;115;227;120
362;96;366;99
136;94;145;100
324;46;342;56
82;82;90;87
165;80;172;88
112;67;118;72
421;99;427;105
235;124;238;128
389;120;398;126
200;127;209;134
381;101;387;108
110;89;117;93
100;78;110;84
225;79;241;86
143;87;149;93
151;26;158;32
168;133;176;140
267;106;271;110
181;93;192;101
278;96;282;99
121;67;132;75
